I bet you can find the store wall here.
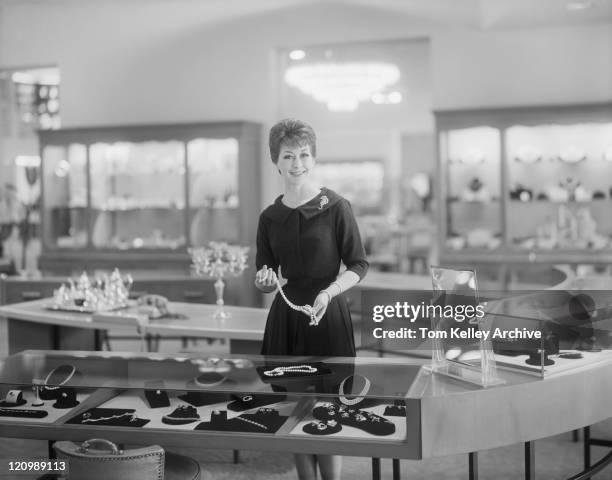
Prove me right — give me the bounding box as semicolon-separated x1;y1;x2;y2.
1;2;610;203
431;25;612;109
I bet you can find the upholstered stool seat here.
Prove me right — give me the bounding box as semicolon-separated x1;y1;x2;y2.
54;439;201;480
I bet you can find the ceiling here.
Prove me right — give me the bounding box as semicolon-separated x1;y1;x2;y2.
0;0;610;29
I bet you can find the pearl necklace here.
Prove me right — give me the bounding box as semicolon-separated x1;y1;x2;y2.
263;365;318;377
235;416;267;430
275;277;318;326
338;375;372;406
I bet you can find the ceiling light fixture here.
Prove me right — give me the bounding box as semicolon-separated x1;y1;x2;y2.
289;49;306;60
566;0;593;11
284;62;400;112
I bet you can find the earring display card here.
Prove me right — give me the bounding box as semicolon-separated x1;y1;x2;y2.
90;389;298;432
290;400;407;441
0;389;91;424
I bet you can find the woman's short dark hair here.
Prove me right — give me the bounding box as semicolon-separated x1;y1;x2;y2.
268;118;316;164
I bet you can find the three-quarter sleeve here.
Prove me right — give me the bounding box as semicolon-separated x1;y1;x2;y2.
335;199;369;280
255;215;279;272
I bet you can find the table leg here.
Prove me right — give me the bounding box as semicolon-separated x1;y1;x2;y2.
233;450;240;464
48;440;56;459
52;326;60;350
469;452;478;480
525;441;535;480
371;457;381;480
392;458;400;480
584;426;591;474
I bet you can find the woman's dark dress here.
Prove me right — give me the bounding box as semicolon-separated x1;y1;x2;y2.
256;187;369;357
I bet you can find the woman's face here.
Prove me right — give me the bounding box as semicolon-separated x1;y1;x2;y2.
276;142;315;186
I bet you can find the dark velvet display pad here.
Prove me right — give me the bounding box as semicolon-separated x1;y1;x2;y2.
194;410;288;434
161;405;200;425
38;387;60;401
0;407;48;418
52;388;80;409
383;405;406;417
144;389;171;408
256;362;332;383
227;393;286;412
67;408;150;427
302;420;342;435
178;391;232;407
313;404;395;436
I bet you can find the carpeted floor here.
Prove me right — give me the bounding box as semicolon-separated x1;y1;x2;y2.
1;434;611;479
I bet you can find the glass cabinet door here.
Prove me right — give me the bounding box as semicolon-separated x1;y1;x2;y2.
42;144;88;248
188;138;239;246
89;141;186;249
506;123;612;250
441;126;502;251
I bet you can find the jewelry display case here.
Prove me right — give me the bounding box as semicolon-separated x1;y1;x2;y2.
0;350;425;457
435;103;612;287
37;122;261;278
4;349;612;480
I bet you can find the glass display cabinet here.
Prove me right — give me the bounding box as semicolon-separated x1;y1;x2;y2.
435;103;612;287
0;350;425;459
38;122;261;277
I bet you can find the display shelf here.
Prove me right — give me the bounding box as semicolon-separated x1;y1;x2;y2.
37;122;261;282
435;103;612;286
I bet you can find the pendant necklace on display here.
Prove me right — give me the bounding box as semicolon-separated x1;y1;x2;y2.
338;375;372;406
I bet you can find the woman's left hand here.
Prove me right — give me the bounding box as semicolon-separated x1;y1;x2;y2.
312;291;331;325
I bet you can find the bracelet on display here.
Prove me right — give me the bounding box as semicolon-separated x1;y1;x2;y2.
193;372;227;388
0;390;26;407
43;365;77;390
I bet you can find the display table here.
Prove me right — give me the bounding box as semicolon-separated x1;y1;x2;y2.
0;300;268;358
0;350;611;479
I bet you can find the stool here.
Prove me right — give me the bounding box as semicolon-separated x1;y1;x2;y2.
54;439;201;480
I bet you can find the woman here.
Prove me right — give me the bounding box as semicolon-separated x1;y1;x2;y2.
255;118;369;480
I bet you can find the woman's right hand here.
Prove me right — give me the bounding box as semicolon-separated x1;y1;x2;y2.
255;265;278;293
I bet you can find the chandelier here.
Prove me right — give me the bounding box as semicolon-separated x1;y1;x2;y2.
284;62;400;112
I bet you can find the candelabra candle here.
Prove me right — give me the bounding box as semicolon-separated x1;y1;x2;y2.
189;242;249;320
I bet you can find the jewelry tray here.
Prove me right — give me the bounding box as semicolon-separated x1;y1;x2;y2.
45;303;129;314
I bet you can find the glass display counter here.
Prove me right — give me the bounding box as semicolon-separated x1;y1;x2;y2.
0;350;424;457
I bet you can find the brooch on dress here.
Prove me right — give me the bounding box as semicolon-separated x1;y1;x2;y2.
318;195;329;210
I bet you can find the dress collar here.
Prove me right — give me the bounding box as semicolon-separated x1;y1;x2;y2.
263;187;341;224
